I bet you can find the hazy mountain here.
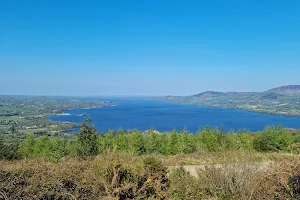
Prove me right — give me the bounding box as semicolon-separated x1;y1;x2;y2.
163;85;300;116
265;85;300;95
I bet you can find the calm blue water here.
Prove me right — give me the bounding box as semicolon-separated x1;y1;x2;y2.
47;99;300;133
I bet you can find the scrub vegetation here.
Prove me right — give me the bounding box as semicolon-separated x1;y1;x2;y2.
1;118;300;199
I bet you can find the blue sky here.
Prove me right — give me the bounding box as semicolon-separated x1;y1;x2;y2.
1;0;300;96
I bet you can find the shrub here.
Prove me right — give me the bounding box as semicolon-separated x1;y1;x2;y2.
168;166;203;199
0;154;169;199
253;126;292;152
251;157;300;200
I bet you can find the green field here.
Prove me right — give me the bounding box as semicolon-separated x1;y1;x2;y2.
0;96;115;135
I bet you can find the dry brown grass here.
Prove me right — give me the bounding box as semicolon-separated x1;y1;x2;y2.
1;150;300;200
167;152;265;199
250;154;300;199
159;149;272;167
0;152;169;200
167;150;300;200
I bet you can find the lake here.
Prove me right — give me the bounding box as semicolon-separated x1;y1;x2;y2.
47;98;300;133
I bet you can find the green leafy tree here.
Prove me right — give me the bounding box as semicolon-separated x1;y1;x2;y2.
145;128;160;154
33;135;53;158
19;134;35;158
158;133;168;155
253;126;292;151
128;129;145;155
166;130;179;155
276;125;292;150
0;135;19;160
114;129;128;152
51;137;68;160
225;130;239;149
66;140;77;156
237;130;253;149
97;134;106;154
178;128;196;154
292;130;300;144
98;129;114;154
0;135;6;159
198;126;220;151
76;118;99;157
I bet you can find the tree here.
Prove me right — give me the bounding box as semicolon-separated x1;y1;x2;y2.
0;135;6;159
128;129;145;155
51;137;68;160
18;134;35;158
33;135;53;157
166;130;179;155
277;125;292;150
98;129;114;154
158;133;168;155
225;130;239;149
178;128;196;154
145;128;160;154
237;129;253;149
198;126;220;151
0;135;19;160
293;130;300;144
66;140;77;156
114;129;128;152
253;126;292;151
76;118;99;157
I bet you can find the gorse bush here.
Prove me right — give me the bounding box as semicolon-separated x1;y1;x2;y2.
0;153;169;199
2;151;300;200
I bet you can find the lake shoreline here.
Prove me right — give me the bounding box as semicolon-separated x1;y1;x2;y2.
47;99;300;133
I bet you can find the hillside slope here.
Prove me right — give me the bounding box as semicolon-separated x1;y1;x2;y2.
163;85;300;116
265;85;300;95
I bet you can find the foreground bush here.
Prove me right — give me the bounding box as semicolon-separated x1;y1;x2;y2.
1;150;300;199
167;154;300;200
0;153;169;200
251;156;300;200
253;125;292;152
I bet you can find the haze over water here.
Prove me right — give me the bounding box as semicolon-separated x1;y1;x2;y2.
48;99;300;133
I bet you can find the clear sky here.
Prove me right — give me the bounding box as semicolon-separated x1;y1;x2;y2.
1;0;300;96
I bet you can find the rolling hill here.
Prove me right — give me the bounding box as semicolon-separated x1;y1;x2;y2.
265;85;300;95
163;85;300;116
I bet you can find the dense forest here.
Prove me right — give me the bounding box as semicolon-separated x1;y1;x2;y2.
1;119;300;199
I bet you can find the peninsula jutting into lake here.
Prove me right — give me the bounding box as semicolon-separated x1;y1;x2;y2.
0;96;116;134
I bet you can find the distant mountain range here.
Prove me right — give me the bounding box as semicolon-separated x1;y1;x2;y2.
164;85;300;116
